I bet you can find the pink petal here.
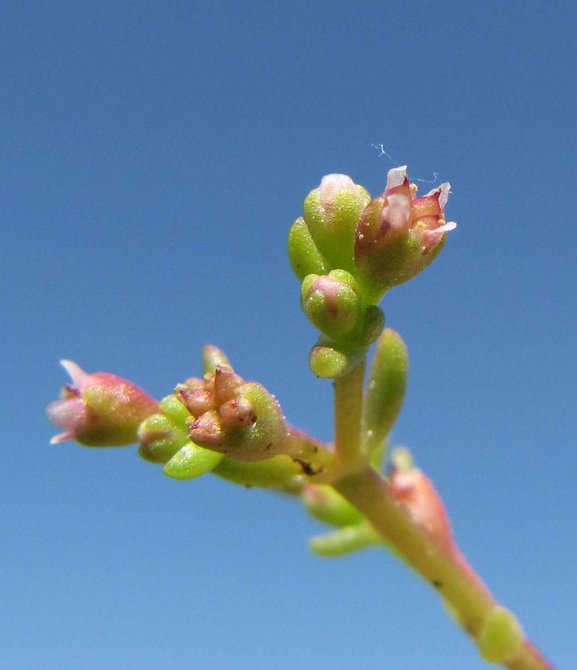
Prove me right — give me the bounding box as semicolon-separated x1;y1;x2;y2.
60;359;93;390
46;397;90;439
386;166;408;190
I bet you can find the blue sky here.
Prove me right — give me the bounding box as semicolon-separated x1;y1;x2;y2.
2;1;575;668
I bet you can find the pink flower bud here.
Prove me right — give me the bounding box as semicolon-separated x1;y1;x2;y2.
177;363;288;462
354;166;457;298
317;174;363;210
390;466;456;554
46;360;158;447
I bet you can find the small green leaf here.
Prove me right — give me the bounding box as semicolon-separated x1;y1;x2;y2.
478;606;524;664
288;217;329;281
362;329;408;457
309;522;379;557
163;443;224;480
302;484;364;527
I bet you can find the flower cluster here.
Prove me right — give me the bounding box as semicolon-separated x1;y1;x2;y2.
288;166;455;377
289;166;456;302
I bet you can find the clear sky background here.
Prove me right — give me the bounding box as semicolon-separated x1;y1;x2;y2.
2;1;575;668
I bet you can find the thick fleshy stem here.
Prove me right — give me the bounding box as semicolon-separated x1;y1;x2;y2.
281;426;336;476
333;361;366;471
334;468;554;670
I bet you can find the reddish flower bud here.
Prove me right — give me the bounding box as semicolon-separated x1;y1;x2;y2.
177;362;288;462
219;396;257;427
189;409;224;445
46;360;158;447
176;382;215;417
390;465;456;553
354;166;456;300
301;270;362;340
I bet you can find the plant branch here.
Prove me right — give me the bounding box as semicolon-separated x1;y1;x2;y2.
334;467;554;670
333;361;366;469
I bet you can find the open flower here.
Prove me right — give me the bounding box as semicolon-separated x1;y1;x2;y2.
354;166;456;300
46;360;158;446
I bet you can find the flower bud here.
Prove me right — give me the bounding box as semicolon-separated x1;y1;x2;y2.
137;412;189;464
308;340;366;379
177;360;289;462
46;360;158;447
189;380;287;461
303;174;370;274
301;270;362;340
390;455;456;554
354;166;456;301
138;394;204;464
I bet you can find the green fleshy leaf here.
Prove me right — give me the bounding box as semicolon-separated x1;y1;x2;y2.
159;394;191;427
302;484;364;527
163;443;224;480
288;217;329;281
478;606;524;664
303;184;370;274
309;522;379;557
362;329;408;457
213;455;305;492
137;413;190;464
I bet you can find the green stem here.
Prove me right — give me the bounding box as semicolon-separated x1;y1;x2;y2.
334;468;554;670
333;361;366;469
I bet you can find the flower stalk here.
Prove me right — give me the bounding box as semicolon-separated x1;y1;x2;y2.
333;361;366;472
